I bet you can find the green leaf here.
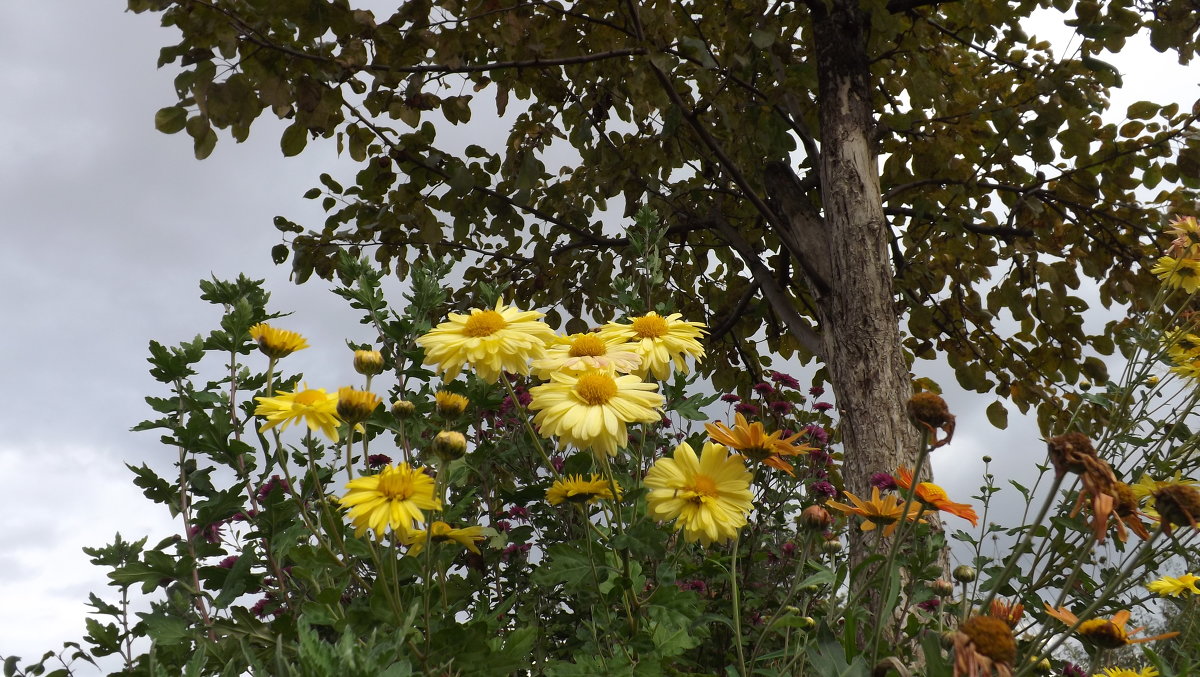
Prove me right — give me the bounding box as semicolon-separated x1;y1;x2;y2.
281;122;308;157
155;106;187;134
986;400;1008;429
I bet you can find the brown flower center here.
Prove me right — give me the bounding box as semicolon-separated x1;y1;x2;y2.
631;315;669;339
568;334;608;357
1078;619;1128;649
961;616;1017;663
463;310;507;337
575;372;618;405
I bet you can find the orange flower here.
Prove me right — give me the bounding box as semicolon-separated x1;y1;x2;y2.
987;599;1024;629
826;487;924;537
705;413;815;475
895;466;979;526
1043;605;1179;649
953;616;1015;677
1046;433;1121;543
1111;481;1152;541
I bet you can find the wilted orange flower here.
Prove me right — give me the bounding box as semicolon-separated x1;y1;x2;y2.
1043;605;1179;649
705;413;815;475
826;487;924;537
1047;433;1120;543
953;616;1015;677
1153;483;1200;532
895;466;979;526
1111;481;1152;541
987;599;1024;629
907;392;955;448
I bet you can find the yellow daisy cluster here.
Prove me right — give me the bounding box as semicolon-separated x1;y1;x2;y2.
416;302;705;458
1151;215;1200;293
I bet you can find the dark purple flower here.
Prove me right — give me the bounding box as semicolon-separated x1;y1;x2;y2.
720;393;741;403
501;543;532;562
811;468;828;479
256;475;290;501
1062;664;1086;677
813;402;834;412
870;472;897;491
508;506;529;521
769;400;794;414
808;449;831;466
188;522;223;544
770;371;801;389
809;481;836;499
250;595;276;618
809;386;825;397
917;599;940;611
551;455;565;474
804;424;829;445
367;454;392;468
753;382;775;396
231;510;258;522
734;403;760;416
493;520;511;533
676;579;708;594
217;556;239;569
781;542;796;557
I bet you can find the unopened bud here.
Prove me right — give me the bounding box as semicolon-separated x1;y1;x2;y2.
932;579;955;596
353;349;384;376
435;390;470;417
432;430;468;461
952;565;977;583
391;399;416;419
337;387;381;424
799;505;833;531
821;539;843;554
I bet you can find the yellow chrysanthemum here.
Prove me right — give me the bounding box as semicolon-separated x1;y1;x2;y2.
1132;472;1199;519
546;474;622;505
338;463;441;538
531;333;642;377
644;441;754;546
1044;605;1179;649
249;323;310;359
705;412;814;475
1094;667;1159;677
254;384;342;441
405;521;485;557
826;487;924;537
596;312;706;380
1146;573;1200;597
434;390;470;417
529;370;664;456
1166;214;1200;257
1151;255;1200;293
415;299;555;382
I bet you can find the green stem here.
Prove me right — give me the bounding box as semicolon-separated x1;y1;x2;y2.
730;536;748;677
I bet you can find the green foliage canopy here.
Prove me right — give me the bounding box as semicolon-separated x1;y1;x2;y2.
131;0;1200;431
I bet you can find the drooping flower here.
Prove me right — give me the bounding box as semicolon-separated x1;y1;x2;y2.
1093;668;1159;677
1043;605;1179;649
1153;482;1200;532
255;384;343;441
404;521;485;557
338;463;441;538
1111;481;1152;541
987;599;1025;629
1146;573;1200;597
415;299;556;382
705;412;815;475
907;392;955;448
528;369;663;456
596;312;706;380
1151;255;1200;293
1046;433;1121;542
1131;472;1198;520
953;615;1015;677
826;487;924;537
249;323;310;359
545;474;622;505
644;442;754;546
531;333;641;377
895;466;979;526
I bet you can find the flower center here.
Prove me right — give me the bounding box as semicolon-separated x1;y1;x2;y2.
918;483;948;502
689;475;718;498
631;315;669;339
568;334;608;357
463;310;508;337
575;372;618;405
376;470;415;500
1078;619;1128;649
293;390;326;406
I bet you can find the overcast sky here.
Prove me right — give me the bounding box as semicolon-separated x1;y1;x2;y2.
1;2;1194;670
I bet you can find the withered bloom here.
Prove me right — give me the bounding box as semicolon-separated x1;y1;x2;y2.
1047;433;1121;543
953;616;1015;677
1153;483;1200;532
907;392;955;448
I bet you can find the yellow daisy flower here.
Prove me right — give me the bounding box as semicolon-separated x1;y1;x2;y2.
254;384;342;441
705;412;814;475
404;521;485;557
531;333;642;377
529;370;664;456
1146;573;1200;597
825;487;925;537
1150;255;1200;293
434;390;470;417
249;323;310;359
545;474;622;505
336;387;381;424
338;463;441;538
1043;605;1179;649
415;299;556;383
597;312;706;380
1166;214;1200;257
644;441;754;546
1094;667;1159;677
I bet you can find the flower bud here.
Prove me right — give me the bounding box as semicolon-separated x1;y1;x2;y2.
932;579;955;596
821;538;843;554
391;399;416;419
353;349;384;376
432;430;468;461
435;390;470;417
337;387;381;424
799;505;833;531
952;565;977;583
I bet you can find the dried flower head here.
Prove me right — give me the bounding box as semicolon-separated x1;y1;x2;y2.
907;392;955;448
1152;483;1200;532
954;616;1015;676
